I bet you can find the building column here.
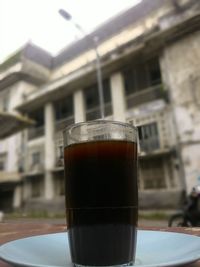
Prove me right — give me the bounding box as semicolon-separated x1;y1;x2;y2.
44;102;55;200
13;185;22;209
163;159;171;189
23;180;31;200
139;168;145;191
110;72;126;122
73;89;86;123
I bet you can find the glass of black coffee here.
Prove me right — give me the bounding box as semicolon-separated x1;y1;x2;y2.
63;120;138;267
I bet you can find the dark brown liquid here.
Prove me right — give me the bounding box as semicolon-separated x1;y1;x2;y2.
64;140;138;266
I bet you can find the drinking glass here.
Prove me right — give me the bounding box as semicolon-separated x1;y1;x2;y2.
63;120;138;267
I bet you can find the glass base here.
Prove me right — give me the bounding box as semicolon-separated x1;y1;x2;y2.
73;261;134;267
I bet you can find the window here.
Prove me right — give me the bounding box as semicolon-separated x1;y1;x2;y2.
84;79;112;120
123;57;161;95
55;173;65;196
31;176;43;197
0;161;4;170
56;145;64;167
32;152;40;166
54;95;73;121
138;123;160;153
123;68;137;95
30;108;44;128
0;153;6;171
139;158;166;189
28;108;44;140
147;58;162;86
136;64;149;90
103;79;112;104
85;85;99;109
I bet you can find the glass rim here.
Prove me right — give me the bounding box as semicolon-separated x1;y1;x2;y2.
63;119;137;134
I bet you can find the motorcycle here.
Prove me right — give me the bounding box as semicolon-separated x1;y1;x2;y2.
168;186;200;227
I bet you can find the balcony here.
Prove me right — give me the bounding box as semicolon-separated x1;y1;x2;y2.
137;122;160;155
55;130;64;169
28;126;44;140
126;84;168;109
25;148;45;175
0;172;21;183
128;107;174;157
27;163;44;175
0;111;34;139
55;116;74;132
139;136;160;154
86;103;112;121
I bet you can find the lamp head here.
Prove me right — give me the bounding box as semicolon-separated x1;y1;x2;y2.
58;9;72;21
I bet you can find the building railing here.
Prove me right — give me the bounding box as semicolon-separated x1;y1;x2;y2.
28;126;44;140
55;129;64;168
28;163;44;173
86;103;112;121
55;145;64;167
139;136;160;153
55;156;64;168
25;148;45;174
54;105;113;167
128;106;173;155
126;84;168;108
28;116;74;141
55;116;74;132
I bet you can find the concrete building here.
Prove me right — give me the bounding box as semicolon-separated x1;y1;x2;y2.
0;0;200;212
0;44;51;211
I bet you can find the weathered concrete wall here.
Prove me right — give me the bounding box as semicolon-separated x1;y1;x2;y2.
139;189;184;209
182;144;200;192
23;196;65;214
160;31;200;192
23;190;183;213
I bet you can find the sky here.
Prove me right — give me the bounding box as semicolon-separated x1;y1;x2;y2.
0;0;141;63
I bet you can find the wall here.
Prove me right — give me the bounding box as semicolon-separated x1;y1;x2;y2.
139;189;184;209
161;31;200;192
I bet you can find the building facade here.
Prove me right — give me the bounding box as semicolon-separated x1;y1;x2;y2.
0;0;200;212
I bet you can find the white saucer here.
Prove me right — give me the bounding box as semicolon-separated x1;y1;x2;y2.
0;230;200;267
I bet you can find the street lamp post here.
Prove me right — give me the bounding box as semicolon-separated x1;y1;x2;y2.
58;9;105;119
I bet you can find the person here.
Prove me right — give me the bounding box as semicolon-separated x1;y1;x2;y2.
186;186;200;226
